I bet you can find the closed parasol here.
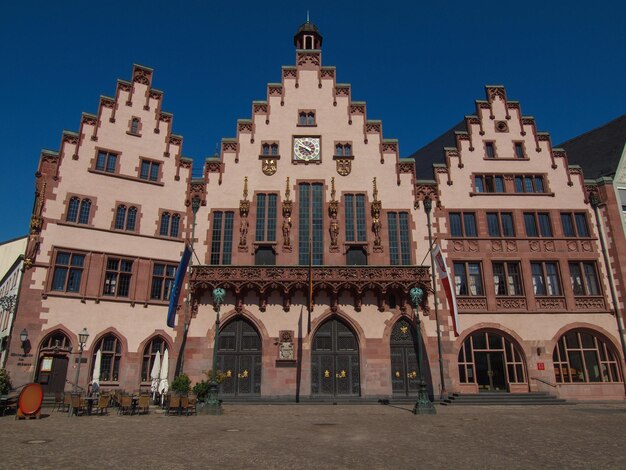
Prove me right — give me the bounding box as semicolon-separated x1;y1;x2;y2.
150;350;161;401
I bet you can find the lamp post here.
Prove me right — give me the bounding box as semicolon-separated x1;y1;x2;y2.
73;328;89;393
207;287;225;415
410;287;436;415
424;197;447;399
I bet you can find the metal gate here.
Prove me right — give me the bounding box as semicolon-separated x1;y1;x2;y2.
217;318;262;397
390;318;419;396
311;318;360;397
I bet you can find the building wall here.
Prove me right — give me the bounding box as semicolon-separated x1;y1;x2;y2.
0;236;27;367
4;33;625;400
5;65;190;391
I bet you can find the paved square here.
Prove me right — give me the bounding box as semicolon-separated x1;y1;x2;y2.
1;403;625;469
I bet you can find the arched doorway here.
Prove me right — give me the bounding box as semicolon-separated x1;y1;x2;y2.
311;317;360;397
390;318;419;396
458;330;527;392
217;318;262;397
36;331;72;395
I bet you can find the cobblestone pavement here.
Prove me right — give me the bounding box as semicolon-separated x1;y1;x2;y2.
1;402;625;469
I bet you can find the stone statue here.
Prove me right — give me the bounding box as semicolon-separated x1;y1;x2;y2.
282;217;291;247
372;216;382;246
239;217;248;246
330;218;339;246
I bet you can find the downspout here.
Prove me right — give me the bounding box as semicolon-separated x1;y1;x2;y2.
589;192;626;394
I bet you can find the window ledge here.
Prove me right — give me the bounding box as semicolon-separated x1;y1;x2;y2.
296;124;317;127
88;169;164;186
333;154;354;160
470;192;555;197
126;131;142;138
259;154;280;159
483;157;530;161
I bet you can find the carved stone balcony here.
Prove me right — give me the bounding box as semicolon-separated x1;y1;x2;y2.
190;265;431;313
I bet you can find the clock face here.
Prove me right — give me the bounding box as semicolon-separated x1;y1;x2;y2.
293;137;321;162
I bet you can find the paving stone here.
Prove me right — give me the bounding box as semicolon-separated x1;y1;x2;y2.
0;403;624;469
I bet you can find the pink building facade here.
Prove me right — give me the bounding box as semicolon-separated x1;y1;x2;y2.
5;23;625;401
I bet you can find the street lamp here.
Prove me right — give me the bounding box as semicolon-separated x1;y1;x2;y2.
207;288;225;415
424;197;446;399
73;328;89;393
19;328;28;347
409;287;436;415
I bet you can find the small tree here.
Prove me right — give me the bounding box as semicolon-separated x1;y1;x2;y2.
171;373;191;395
0;368;12;395
192;369;227;402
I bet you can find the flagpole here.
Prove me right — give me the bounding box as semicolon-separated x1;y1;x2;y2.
424;197;446;399
307;235;313;335
179;196;201;375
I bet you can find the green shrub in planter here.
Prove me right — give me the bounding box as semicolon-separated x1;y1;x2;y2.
171;374;191;395
192;369;228;402
0;369;12;395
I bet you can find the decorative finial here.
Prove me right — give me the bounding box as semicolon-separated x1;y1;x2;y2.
307;10;310;23
373;177;378;202
331;177;336;202
285;177;291;201
243;176;248;201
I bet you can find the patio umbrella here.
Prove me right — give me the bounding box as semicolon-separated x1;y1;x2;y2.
92;349;101;389
158;349;169;405
150;350;161;401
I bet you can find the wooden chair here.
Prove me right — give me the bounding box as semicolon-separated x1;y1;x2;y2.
95;394;110;415
136;395;150;415
53;392;64;412
70;394;86;416
167;395;181;416
185;395;197;416
118;395;133;415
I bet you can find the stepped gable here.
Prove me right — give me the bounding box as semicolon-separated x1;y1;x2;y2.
558;114;626;180
409;85;576;188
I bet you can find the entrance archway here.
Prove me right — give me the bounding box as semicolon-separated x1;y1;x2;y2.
458;330;526;392
217;317;262;397
390;318;419;396
35;331;72;395
311;317;360;397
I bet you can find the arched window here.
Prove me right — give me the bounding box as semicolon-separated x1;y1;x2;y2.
335;144;343;156
298;112;307;125
458;330;526;390
130;117;140;134
78;199;91;224
127;207;137;231
307;112;315;125
141;336;167;382
160;213;171;236
115;205;127;230
262;143;270;155
553;329;622;383
170;214;180;237
344;144;352;156
41;331;72;351
67;197;80;222
93;334;122;382
270;144;278;156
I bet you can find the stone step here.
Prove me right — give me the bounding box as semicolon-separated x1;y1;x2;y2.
441;392;567;406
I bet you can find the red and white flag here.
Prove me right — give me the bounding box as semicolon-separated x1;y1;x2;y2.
433;244;460;336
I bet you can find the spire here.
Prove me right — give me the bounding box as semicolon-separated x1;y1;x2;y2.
294;19;323;50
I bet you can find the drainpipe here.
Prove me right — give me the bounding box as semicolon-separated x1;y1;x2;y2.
589;192;626;392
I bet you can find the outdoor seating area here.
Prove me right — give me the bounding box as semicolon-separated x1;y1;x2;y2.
48;390;198;417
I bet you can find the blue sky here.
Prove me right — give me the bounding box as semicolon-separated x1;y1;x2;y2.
1;0;625;241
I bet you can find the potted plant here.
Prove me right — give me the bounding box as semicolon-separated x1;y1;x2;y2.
0;369;12;395
171;373;191;396
194;369;227;409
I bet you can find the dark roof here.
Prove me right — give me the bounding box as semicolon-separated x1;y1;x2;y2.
558;114;626;180
296;22;320;34
409;120;466;180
